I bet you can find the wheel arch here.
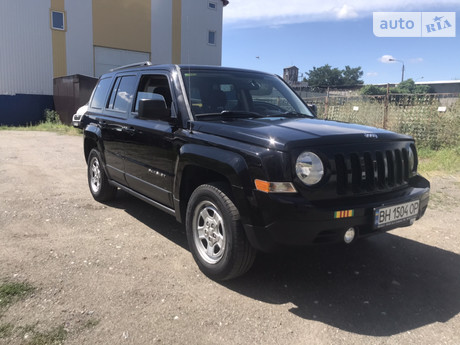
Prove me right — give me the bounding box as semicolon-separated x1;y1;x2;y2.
174;144;254;225
83;125;104;163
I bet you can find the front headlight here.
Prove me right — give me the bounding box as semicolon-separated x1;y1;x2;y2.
295;152;324;186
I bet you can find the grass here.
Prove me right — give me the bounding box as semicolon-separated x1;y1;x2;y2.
417;146;460;175
0;122;82;136
0;277;99;344
0;108;82;135
0;281;37;341
0;323;14;338
3;319;68;344
26;325;67;345
0;281;35;310
83;318;100;329
2;323;69;345
2;318;95;345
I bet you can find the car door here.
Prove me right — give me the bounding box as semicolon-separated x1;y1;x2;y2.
92;73;138;184
122;73;177;208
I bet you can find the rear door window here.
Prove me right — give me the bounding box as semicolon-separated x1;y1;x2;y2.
90;77;112;109
107;75;137;113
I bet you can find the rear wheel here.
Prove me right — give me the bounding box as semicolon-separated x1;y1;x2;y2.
87;149;117;202
186;183;256;280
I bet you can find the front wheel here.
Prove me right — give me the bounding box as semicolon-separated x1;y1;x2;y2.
87;149;117;202
186;183;256;280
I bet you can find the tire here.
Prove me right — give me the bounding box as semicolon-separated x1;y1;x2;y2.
87;149;117;202
186;183;256;280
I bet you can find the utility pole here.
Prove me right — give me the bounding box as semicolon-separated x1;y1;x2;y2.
389;58;405;83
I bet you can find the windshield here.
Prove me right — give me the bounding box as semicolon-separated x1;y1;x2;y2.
180;68;314;119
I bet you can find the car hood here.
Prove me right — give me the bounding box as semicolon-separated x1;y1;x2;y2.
192;117;412;151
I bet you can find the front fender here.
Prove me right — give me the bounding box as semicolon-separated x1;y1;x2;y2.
174;143;255;223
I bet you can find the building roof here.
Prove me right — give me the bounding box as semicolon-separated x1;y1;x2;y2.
415;80;460;85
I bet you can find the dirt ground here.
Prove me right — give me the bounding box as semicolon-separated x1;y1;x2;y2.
1;130;459;345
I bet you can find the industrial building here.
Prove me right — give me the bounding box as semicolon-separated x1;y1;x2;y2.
0;0;227;125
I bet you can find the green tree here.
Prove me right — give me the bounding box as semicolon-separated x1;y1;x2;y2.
360;85;386;95
342;65;364;86
391;79;432;94
360;79;432;95
306;64;363;87
306;64;342;87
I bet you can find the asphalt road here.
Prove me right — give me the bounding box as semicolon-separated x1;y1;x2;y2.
0;131;459;344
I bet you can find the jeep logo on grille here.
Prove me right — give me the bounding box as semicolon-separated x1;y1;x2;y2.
364;133;378;139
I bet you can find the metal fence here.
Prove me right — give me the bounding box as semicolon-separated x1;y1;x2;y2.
302;90;460;149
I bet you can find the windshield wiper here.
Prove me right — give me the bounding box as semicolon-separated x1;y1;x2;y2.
270;111;312;118
195;110;264;119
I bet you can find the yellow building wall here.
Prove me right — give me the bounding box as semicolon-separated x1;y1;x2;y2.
92;0;151;53
50;0;67;78
171;0;181;64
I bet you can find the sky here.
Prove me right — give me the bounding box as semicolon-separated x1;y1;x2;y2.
221;0;460;84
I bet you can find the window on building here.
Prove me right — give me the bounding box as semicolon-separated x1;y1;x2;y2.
90;78;112;109
208;2;217;10
51;11;65;30
208;31;216;45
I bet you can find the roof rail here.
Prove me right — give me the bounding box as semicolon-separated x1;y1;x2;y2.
110;61;152;72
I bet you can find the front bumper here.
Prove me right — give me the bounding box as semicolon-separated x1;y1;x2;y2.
243;175;430;252
72;114;83;128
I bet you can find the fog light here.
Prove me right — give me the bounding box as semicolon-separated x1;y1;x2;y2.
344;227;356;244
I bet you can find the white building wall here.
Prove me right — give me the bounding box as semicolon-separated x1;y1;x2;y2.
151;0;173;64
181;0;222;65
0;0;225;97
0;0;53;95
94;47;150;77
65;0;94;76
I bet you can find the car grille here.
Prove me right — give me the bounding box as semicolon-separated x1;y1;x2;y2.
334;147;412;195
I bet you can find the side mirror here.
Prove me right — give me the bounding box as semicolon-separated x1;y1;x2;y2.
138;97;170;120
308;103;317;116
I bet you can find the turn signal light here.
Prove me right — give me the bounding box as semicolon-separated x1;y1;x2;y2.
254;179;297;193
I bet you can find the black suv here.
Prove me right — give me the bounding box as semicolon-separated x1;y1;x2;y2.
81;62;430;280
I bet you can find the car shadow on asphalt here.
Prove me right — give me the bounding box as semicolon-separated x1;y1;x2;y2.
105;192;460;337
223;233;460;336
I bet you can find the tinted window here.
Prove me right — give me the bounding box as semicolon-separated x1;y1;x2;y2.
181;69;314;118
107;78;121;110
112;76;137;112
107;75;136;112
134;75;172;112
90;77;112;109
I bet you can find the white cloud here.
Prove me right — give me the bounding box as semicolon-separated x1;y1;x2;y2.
336;5;358;19
367;72;379;77
378;55;425;64
378;55;395;63
224;0;460;27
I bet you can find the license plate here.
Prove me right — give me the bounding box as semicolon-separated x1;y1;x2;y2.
374;200;419;228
